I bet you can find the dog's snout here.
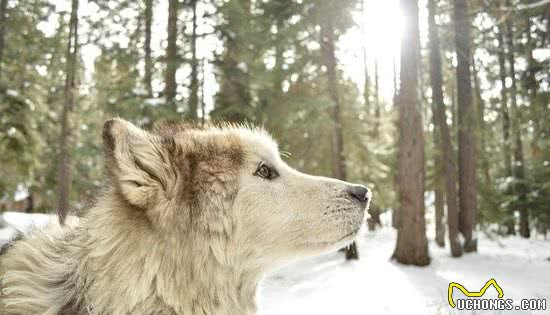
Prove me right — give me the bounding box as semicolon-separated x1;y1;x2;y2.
347;185;369;203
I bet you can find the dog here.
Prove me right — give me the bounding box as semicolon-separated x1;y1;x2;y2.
0;118;370;314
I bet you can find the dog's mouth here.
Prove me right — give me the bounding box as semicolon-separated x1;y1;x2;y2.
306;227;360;248
336;227;361;242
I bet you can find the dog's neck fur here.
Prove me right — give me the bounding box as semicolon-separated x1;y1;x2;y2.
78;194;262;315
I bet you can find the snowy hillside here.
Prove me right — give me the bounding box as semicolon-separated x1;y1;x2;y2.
1;212;548;315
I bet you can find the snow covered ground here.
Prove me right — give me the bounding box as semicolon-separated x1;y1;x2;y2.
1;212;548;315
260;228;550;315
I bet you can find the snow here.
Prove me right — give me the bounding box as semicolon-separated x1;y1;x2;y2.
144;98;165;107
0;212;548;314
1;212;53;233
260;228;550;315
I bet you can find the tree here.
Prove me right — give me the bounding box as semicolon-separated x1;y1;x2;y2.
188;0;199;120
428;0;461;257
0;0;7;78
373;57;380;135
144;0;153;98
319;1;357;260
165;0;179;114
57;0;79;224
212;0;253;122
504;0;529;238
361;0;370;112
454;0;477;252
495;14;516;234
496;22;513;180
392;0;429;266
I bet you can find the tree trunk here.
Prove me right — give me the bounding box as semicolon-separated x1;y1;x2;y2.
165;0;178;114
362;0;370;112
497;23;513;180
434;183;445;247
392;56;399;230
200;58;206;126
320;9;347;183
454;0;477;252
144;0;153;98
504;5;529;238
57;0;79;225
392;0;429;266
213;0;252;122
320;3;356;260
188;0;198;120
0;0;7;78
392;56;398;107
525;18;541;159
373;57;380;135
432;101;445;248
496;21;515;235
428;0;462;257
450;82;457;134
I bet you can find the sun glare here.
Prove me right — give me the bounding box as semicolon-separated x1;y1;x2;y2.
340;0;404;103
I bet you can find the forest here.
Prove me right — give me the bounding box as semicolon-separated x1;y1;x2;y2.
0;0;549;281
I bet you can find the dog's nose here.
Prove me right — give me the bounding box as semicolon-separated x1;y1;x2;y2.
348;185;370;203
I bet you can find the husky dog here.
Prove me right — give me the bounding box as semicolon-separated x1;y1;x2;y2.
0;119;370;315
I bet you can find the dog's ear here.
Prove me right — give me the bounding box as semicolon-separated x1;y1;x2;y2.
102;118;179;209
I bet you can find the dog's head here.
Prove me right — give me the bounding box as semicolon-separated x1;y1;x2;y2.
102;119;370;267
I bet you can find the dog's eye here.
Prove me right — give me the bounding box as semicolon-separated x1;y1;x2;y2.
254;162;278;180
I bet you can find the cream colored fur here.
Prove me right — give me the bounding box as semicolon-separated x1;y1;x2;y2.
0;119;369;315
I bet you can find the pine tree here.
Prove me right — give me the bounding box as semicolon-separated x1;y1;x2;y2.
57;0;79;224
144;0;153;98
165;0;179;114
392;0;429;266
0;0;7;78
504;0;529;238
454;0;478;252
428;0;461;257
319;0;357;260
212;0;253;122
188;0;199;120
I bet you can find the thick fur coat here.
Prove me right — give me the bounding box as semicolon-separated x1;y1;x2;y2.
0;119;370;315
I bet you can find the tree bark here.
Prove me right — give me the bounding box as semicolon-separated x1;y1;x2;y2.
497;23;513;180
454;0;477;252
57;0;79;225
362;0;370;113
200;58;206;126
0;0;7;79
373;58;380;135
496;21;515;235
165;0;179;114
434;183;445;247
320;8;347;183
428;0;462;257
432;101;445;248
213;0;252;122
392;56;398;107
144;0;153;97
392;0;429;266
188;0;199;120
320;3;356;260
392;56;399;230
504;4;529;238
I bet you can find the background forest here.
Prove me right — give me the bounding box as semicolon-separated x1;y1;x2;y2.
0;0;549;268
